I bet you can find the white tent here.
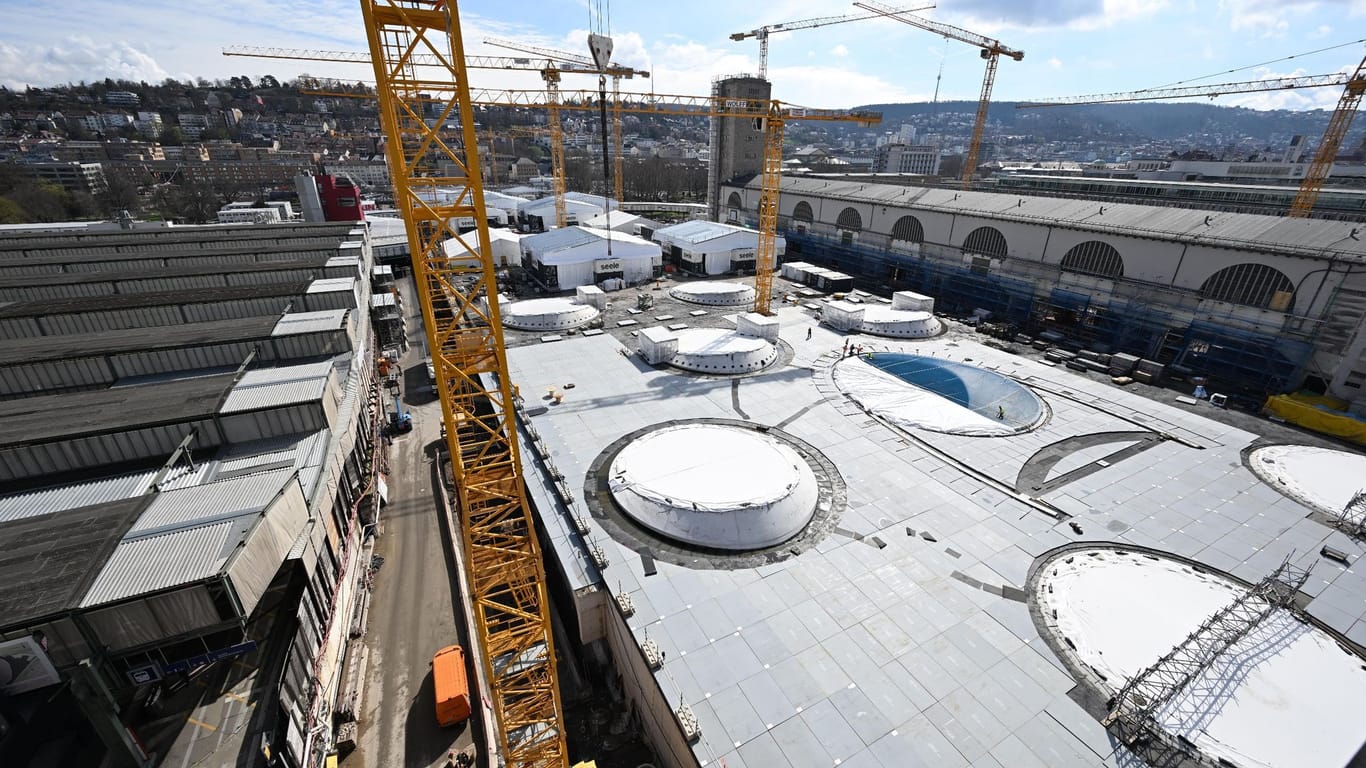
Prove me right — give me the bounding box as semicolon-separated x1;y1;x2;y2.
521;226;660;290
517;197;605;229
653;220;785;276
440;227;523;267
583;211;663;239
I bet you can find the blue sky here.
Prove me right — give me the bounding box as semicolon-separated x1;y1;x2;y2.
1;0;1363;111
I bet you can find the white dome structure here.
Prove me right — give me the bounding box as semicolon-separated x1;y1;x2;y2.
668;282;756;306
670;328;776;374
501;297;599;331
1248;445;1366;516
1035;547;1366;768
857;306;942;338
607;423;819;550
823;301;941;339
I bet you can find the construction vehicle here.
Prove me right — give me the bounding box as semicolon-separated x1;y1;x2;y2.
730;3;934;79
1015;50;1366;218
389;393;412;434
854;1;1022;188
433;644;472;727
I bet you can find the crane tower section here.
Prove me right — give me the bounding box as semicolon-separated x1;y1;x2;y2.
357;2;567;766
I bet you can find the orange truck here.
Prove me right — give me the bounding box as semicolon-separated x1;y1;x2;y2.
433;645;472;726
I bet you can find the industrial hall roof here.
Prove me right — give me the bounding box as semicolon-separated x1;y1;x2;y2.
760;176;1366;261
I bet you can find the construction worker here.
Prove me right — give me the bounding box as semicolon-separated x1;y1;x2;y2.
806;327;813;340
997;405;1006;420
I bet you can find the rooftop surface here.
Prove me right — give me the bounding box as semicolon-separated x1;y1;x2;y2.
0;282;307;319
507;302;1366;768
761;176;1366;260
0;372;233;447
0;315;279;362
0;257;330;288
0;495;150;625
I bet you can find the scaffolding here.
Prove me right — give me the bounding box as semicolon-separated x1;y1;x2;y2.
1103;558;1312;755
1338;490;1366;540
785;231;1036;323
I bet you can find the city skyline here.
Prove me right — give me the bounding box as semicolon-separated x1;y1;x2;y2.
0;0;1363;112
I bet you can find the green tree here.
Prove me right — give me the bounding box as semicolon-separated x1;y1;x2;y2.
0;197;24;224
99;170;141;217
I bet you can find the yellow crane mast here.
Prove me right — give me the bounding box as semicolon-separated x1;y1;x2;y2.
729;3;935;79
1015;54;1366;219
485;38;650;209
356;2;566;765
854;1;1022;188
302;79;881;314
1291;52;1366;217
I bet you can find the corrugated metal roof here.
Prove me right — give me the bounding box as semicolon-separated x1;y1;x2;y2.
271;309;348;336
564;191;617;208
372;265;393;276
307;277;356;293
326;255;360;267
126;468;295;538
0;463;203;523
654;220;757;245
769;176;1366;261
219;361;332;414
370;293;396;307
80;520;241;607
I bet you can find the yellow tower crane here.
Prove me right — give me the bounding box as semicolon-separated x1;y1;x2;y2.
223;43;648;228
356;2;565;765
730;3;935;79
1292;52;1366;217
485;38;649;209
1015;53;1366;218
325;13;878;757
854;0;1022;188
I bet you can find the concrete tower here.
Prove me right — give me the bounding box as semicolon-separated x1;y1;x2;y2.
707;75;771;222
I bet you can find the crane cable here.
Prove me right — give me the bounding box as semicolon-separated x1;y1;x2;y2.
1149;37;1366;90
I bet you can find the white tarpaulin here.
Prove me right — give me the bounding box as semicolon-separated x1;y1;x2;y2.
1037;548;1366;768
834;358;1019;436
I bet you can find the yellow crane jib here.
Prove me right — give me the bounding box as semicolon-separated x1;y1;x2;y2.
853;0;1021;188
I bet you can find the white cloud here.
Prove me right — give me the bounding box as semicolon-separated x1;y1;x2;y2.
1310;24;1334;37
924;0;1169;32
831;44;850;57
0;37;173;89
1048;57;1064;69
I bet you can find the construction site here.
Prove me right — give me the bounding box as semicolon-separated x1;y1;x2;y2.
2;2;1366;768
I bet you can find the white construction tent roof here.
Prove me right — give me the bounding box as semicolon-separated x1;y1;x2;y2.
521;226;660;264
653;219;784;252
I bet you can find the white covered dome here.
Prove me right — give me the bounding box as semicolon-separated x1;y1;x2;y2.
671;328;776;374
501;297;599;331
669;281;756;306
607;424;818;549
856;306;942;338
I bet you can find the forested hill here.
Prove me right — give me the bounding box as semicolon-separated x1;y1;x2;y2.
855;100;1341;143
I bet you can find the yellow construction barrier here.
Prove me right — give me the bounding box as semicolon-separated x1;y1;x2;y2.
1264;392;1366;445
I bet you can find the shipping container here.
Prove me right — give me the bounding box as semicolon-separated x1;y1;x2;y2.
432;645;471;726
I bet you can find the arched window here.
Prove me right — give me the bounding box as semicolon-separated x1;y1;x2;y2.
792;201;814;223
726;191;743;210
1061;240;1124;278
961;226;1008;258
891;215;925;243
1201;263;1295;309
836;207;863;231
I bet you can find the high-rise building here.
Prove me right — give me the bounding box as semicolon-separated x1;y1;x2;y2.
706;75;770;222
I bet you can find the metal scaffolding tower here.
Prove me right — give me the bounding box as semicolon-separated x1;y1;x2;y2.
1103;558;1312;754
1338;490;1366;540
